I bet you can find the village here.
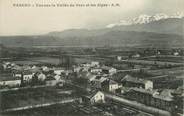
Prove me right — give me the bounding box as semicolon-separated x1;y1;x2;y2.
0;47;183;116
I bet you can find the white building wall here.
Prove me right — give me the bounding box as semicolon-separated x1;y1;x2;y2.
91;69;102;73
90;91;105;104
54;70;64;75
14;74;21;78
38;73;46;81
109;84;119;92
23;74;33;82
0;80;21;87
109;68;117;75
145;81;153;89
91;62;99;67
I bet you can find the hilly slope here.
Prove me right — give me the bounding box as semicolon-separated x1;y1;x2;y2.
110;18;184;35
48;18;184;37
0;17;183;48
0;31;183;48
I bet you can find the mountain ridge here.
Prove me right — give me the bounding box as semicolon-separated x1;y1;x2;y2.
0;15;183;48
106;12;184;28
0;31;183;48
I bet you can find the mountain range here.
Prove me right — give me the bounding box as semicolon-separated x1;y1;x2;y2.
0;13;183;48
106;12;184;27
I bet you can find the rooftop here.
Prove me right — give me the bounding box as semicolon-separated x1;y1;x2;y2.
122;74;151;84
153;94;173;101
0;74;20;81
131;88;173;101
84;90;103;99
109;80;118;85
131;87;158;95
101;66;114;70
97;76;108;83
45;76;56;81
23;70;33;75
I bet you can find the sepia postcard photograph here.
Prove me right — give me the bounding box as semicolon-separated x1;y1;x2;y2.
0;0;184;116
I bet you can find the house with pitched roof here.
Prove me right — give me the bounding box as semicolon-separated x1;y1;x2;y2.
101;66;117;75
90;76;108;89
22;70;34;83
101;79;120;93
82;91;105;104
121;74;153;90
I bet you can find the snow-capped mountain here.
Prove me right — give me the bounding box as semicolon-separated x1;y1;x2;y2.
106;12;184;28
1;11;183;48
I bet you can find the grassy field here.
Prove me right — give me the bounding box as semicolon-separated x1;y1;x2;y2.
1;104;87;116
0;86;76;111
12;57;95;65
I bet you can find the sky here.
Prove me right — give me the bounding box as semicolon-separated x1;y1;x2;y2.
0;0;184;36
